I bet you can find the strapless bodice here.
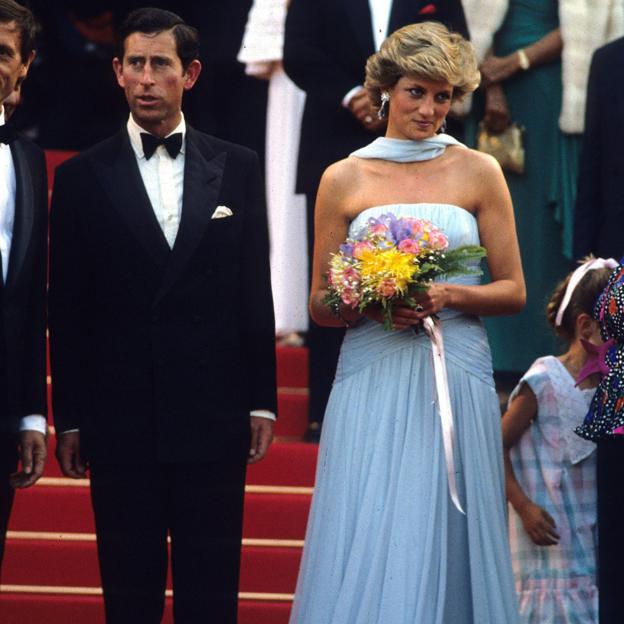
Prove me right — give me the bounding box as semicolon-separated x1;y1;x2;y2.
349;203;482;287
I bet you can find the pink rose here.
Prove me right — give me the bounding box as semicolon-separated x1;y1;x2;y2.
428;230;449;250
371;223;388;236
398;239;421;254
378;279;397;298
341;289;360;307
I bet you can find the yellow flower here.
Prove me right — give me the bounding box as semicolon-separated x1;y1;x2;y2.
359;249;416;295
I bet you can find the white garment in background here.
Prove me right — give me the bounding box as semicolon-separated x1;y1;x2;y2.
460;0;624;132
239;0;308;334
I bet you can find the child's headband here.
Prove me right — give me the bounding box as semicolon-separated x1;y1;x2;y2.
555;257;619;327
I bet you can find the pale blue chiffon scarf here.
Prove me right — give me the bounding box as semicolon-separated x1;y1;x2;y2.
350;133;466;162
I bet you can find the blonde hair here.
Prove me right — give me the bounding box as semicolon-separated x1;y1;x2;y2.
365;21;480;109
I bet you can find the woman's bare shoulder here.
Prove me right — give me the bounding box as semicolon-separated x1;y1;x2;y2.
322;156;364;185
448;145;502;174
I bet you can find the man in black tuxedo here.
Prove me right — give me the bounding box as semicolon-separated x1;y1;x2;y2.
49;8;276;623
283;0;469;438
0;0;48;571
573;37;624;624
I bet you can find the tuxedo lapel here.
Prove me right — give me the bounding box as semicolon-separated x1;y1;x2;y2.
153;128;226;305
93;130;170;267
6;139;35;294
345;0;376;57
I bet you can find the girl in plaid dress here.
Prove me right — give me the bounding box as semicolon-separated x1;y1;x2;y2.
502;258;616;623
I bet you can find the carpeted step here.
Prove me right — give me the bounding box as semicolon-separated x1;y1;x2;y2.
2;537;302;594
276;346;308;388
247;442;317;486
9;485;312;540
46;386;309;442
274;392;308;438
38;439;318;484
0;593;291;624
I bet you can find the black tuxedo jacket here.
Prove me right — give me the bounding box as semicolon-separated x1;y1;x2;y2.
573;37;624;260
49;126;276;463
0;137;48;435
283;0;469;194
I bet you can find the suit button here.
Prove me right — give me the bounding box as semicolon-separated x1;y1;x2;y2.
204;267;213;276
193;315;203;323
152;314;160;323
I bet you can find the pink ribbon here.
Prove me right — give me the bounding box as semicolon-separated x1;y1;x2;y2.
422;316;465;514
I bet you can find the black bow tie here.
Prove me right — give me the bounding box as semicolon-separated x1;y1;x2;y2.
0;125;16;145
140;132;183;160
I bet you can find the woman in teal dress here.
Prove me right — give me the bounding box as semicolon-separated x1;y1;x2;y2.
289;22;524;623
466;0;579;373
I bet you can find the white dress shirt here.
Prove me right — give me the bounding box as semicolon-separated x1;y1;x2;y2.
0;107;47;435
127;114;185;248
342;0;394;107
370;0;393;50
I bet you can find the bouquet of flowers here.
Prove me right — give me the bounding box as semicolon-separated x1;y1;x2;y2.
324;213;486;330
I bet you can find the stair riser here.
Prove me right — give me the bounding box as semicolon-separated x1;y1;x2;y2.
0;594;291;624
9;489;311;539
2;541;301;593
39;440;318;486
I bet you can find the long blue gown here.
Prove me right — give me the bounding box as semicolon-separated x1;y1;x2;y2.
289;202;520;623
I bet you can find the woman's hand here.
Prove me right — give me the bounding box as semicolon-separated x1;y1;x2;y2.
484;84;511;134
480;54;521;86
363;303;420;331
519;502;560;546
364;284;449;331
412;284;449;318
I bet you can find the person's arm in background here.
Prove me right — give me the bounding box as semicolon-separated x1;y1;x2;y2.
481;28;562;133
48;162;92;479
10;147;48;489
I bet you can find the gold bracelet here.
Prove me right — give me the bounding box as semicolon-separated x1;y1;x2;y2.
517;48;530;70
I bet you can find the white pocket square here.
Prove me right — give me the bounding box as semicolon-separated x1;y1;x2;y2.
211;205;233;219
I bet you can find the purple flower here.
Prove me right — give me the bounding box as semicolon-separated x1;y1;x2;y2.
340;242;355;257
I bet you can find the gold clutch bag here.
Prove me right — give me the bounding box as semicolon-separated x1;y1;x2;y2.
477;121;525;174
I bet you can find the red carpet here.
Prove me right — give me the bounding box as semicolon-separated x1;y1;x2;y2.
3;342;314;622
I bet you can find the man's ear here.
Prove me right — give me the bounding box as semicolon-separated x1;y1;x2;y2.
112;57;125;87
183;59;201;91
19;50;35;80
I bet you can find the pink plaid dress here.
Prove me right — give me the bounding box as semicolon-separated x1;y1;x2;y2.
508;356;598;624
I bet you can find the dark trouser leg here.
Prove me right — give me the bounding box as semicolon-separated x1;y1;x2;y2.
169;447;248;624
89;463;169;624
305;193;344;424
0;434;17;573
597;437;624;623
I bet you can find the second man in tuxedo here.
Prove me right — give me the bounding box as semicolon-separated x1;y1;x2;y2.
49;8;277;623
0;0;47;573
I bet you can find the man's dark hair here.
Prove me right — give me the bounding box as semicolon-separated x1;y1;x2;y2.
116;7;199;71
0;0;37;62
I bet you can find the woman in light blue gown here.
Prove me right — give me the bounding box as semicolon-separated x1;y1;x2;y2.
289;23;524;623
